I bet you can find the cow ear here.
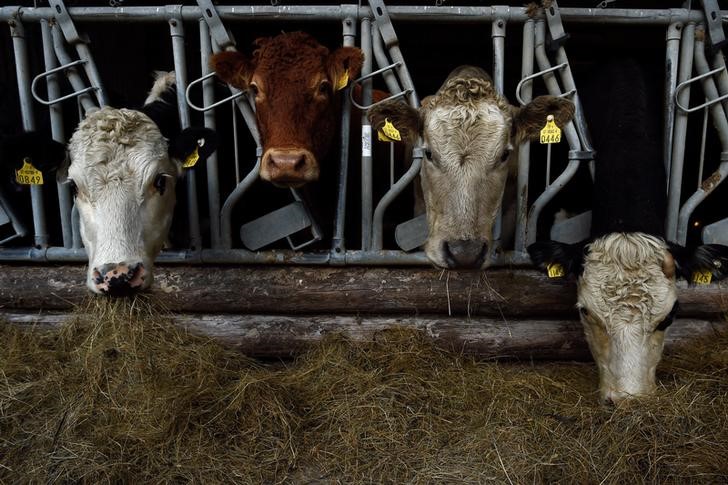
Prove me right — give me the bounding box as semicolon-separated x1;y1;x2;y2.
210;51;254;90
512;96;575;144
368;101;421;145
1;132;67;174
527;240;587;279
327;47;364;91
169;127;219;171
668;242;728;284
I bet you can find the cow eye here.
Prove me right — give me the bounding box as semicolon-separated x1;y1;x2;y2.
154;174;169;195
318;81;331;95
500;149;512;163
578;307;589;319
248;83;259;97
67;180;78;197
424;149;433;159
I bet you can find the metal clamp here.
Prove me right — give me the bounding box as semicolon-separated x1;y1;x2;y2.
30;59;97;106
515;62;569;105
701;0;727;55
47;0;87;45
186;72;245;112
544;0;569;52
674;66;728;113
196;0;235;50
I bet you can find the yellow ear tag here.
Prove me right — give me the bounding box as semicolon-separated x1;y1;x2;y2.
15;158;44;185
547;263;565;278
182;146;200;169
335;69;349;91
692;270;712;285
539;115;562;144
377;118;401;143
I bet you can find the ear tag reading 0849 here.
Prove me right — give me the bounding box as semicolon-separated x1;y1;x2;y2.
540;115;562;144
15;158;44;185
692;270;712;285
377;118;401;143
335;69;349;91
547;263;565;278
183;146;200;169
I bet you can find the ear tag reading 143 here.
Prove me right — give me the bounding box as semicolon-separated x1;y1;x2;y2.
335;69;349;91
547;263;565;278
377;118;401;143
15;158;44;185
692;270;712;285
540;114;562;144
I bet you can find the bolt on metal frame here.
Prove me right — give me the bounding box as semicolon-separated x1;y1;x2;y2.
0;3;726;265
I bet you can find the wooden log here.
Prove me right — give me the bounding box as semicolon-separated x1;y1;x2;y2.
2;311;724;360
0;265;725;317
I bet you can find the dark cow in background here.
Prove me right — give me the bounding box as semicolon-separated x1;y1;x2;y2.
369;66;574;269
528;59;728;403
211;32;363;188
66;72;217;296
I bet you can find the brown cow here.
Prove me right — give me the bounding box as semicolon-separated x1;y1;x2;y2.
211;32;363;188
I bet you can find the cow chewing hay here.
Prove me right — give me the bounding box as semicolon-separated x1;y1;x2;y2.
1;302;727;483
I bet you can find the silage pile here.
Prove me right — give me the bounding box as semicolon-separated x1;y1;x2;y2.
1;299;727;483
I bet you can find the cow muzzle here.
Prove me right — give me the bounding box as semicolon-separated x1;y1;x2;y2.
442;239;489;269
92;261;146;297
261;148;319;187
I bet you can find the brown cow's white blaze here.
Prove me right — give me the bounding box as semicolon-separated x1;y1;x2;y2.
577;233;677;403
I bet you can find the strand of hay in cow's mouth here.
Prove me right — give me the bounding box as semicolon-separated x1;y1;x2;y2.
1;301;727;483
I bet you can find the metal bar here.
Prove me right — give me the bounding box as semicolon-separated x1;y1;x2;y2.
361;17;374;250
677;157;728;245
332;13;357;259
41;19;73;249
515;19;534;253
664;22;682;182
711;50;728;117
10;15;49;248
371;24;402;96
666;22;695;241
168;7;201;251
186;72;244;112
71;204;82;248
50;23;97;113
199;20;221;249
221;156;261;249
0;6;719;25
492;17;506;243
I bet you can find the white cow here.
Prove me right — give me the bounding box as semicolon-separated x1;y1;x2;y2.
66;72;216;295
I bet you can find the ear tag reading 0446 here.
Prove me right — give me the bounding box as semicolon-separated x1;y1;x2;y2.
547;263;565;278
539;115;562;144
692;270;712;285
183;146;200;169
335;69;349;91
377;118;402;143
15;158;44;185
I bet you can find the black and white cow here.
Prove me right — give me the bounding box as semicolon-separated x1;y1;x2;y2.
65;72;217;296
528;59;728;403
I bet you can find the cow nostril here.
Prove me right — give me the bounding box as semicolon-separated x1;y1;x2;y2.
443;240;488;269
293;155;305;171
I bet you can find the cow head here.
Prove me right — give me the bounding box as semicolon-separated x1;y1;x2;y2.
211;32;363;187
529;233;728;403
66;74;217;296
369;66;574;269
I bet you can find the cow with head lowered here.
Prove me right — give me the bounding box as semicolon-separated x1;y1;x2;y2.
66;72;217;296
528;59;728;403
210;32;363;188
368;65;575;269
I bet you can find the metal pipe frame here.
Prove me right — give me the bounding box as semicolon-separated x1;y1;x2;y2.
360;17;374;251
514;19;534;254
664;22;682;182
50;23;98;113
491;17;506;243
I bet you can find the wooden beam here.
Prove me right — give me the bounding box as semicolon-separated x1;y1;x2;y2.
3;311;724;360
0;265;725;317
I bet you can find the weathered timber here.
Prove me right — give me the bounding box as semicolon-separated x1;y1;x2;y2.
0;265;726;316
3;311;724;360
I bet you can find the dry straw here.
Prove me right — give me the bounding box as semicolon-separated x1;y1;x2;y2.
1;297;727;483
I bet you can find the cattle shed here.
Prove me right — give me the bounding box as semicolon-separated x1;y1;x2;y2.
0;0;726;354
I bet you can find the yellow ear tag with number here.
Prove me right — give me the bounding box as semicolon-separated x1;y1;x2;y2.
540;115;562;144
15;158;44;185
547;263;565;278
335;69;349;91
183;146;200;169
377;118;401;143
692;270;712;285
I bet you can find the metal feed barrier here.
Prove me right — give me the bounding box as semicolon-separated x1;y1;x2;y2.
0;2;727;266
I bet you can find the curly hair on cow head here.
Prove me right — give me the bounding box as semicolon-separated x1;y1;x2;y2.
252;31;330;65
430;76;511;114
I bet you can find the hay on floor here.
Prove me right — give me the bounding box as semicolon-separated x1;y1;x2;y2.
1;298;727;483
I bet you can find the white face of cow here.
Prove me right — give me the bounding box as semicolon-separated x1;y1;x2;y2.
68;107;180;295
577;233;677;403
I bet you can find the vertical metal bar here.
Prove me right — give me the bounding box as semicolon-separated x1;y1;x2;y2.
74;42;107;107
711;51;728;116
664;22;683;183
360;18;374;250
492;18;506;243
698;107;708;187
515;19;534;253
10;16;49;248
199;20;221;249
332;14;356;257
71;204;82;248
168;9;201;251
41;19;73;249
666;22;695;241
50;24;96;113
370;24;402;96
